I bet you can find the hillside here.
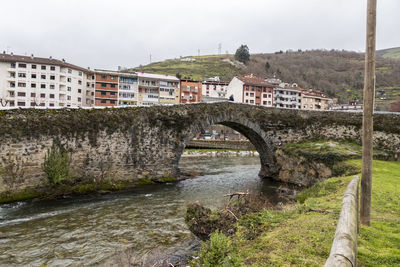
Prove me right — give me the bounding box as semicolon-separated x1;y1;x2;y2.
377;47;400;59
131;55;245;82
130;50;400;109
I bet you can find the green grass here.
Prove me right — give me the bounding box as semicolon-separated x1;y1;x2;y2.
377;47;400;60
192;159;400;266
130;55;243;81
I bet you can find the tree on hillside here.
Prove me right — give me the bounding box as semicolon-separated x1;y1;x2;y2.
235;45;250;64
265;62;270;72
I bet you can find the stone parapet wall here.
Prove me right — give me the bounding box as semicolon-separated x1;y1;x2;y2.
0;103;399;194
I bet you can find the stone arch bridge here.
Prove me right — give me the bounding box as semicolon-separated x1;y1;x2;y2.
0;102;399;192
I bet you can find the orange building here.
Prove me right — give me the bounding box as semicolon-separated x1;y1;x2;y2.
94;70;119;107
180;79;202;103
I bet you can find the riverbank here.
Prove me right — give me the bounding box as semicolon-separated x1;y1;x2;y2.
182;149;258;158
188;159;400;266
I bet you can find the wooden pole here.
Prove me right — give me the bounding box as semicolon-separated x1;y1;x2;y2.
361;0;377;226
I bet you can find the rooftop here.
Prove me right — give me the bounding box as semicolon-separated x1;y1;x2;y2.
0;53;92;73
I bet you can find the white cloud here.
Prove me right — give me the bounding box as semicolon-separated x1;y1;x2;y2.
0;0;398;69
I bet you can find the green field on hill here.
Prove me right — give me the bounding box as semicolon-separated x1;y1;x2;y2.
377;47;400;60
131;55;244;81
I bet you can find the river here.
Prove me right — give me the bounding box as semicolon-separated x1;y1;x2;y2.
0;156;287;266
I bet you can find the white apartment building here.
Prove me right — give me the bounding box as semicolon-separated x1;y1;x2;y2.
118;74;139;106
137;73;180;106
0;53;94;108
202;80;229;99
226;74;274;107
273;85;302;109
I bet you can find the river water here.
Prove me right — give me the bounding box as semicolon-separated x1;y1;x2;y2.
0;156;286;266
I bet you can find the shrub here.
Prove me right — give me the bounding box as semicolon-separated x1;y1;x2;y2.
42;144;71;185
190;230;238;267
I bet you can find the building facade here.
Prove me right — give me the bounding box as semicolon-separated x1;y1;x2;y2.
180;79;202;103
226;74;274;107
0;53;94;108
94;70;119;107
202;80;228;99
273;86;302;109
301;89;331;110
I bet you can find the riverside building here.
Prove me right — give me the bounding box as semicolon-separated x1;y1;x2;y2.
226;74;274;106
0;53;94;108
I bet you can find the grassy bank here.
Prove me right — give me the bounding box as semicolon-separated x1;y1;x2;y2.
191;159;400;266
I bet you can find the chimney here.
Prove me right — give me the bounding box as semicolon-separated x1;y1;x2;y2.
3;51;5;54
49;56;52;59
31;54;34;59
62;58;65;62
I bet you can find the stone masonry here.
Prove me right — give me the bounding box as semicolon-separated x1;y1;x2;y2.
0;103;400;193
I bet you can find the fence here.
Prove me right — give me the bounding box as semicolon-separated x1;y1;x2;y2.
325;176;360;267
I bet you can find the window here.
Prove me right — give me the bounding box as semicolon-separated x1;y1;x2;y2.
10;82;15;88
68;69;72;74
40;93;45;98
31;83;36;88
18;63;27;68
18;82;26;87
67;78;71;82
110;84;116;88
50;94;54;98
263;94;267;98
11;63;16;68
49;103;54;107
41;75;46;79
110;100;116;104
50;66;55;71
78;89;81;93
101;91;106;95
67;96;71;100
50;84;55;89
67;87;71;91
245;99;249;103
263;101;267;105
101;99;107;104
101;75;107;79
250;93;254;97
245;92;249;96
110;76;116;80
78;97;81;102
50;75;55;80
110;92;116;96
31;74;37;79
78;80;82;85
250;100;254;104
78;72;82;76
41;65;46;70
31;93;36;97
18;73;26;78
41;84;46;89
18;92;26;97
17;102;25;106
32;64;37;69
101;83;106;87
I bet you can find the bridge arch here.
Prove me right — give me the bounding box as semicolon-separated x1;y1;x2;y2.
176;113;280;178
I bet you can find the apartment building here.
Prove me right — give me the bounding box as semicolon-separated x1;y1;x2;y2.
0;53;94;108
180;79;202;103
94;70;119;107
301;89;331;110
202;80;229;99
273;84;302;109
137;73;180;106
118;73;138;106
226;74;274;106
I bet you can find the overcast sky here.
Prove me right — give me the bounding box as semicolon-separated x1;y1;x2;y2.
1;0;399;70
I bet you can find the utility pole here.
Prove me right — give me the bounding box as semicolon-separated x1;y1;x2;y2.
361;0;377;226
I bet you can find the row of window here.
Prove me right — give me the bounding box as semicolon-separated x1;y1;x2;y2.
245;92;272;98
10;82;85;93
245;86;272;93
11;73;79;83
11;63;82;76
11;92;81;101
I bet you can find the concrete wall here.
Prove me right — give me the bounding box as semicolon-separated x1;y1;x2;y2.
1;102;400;193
